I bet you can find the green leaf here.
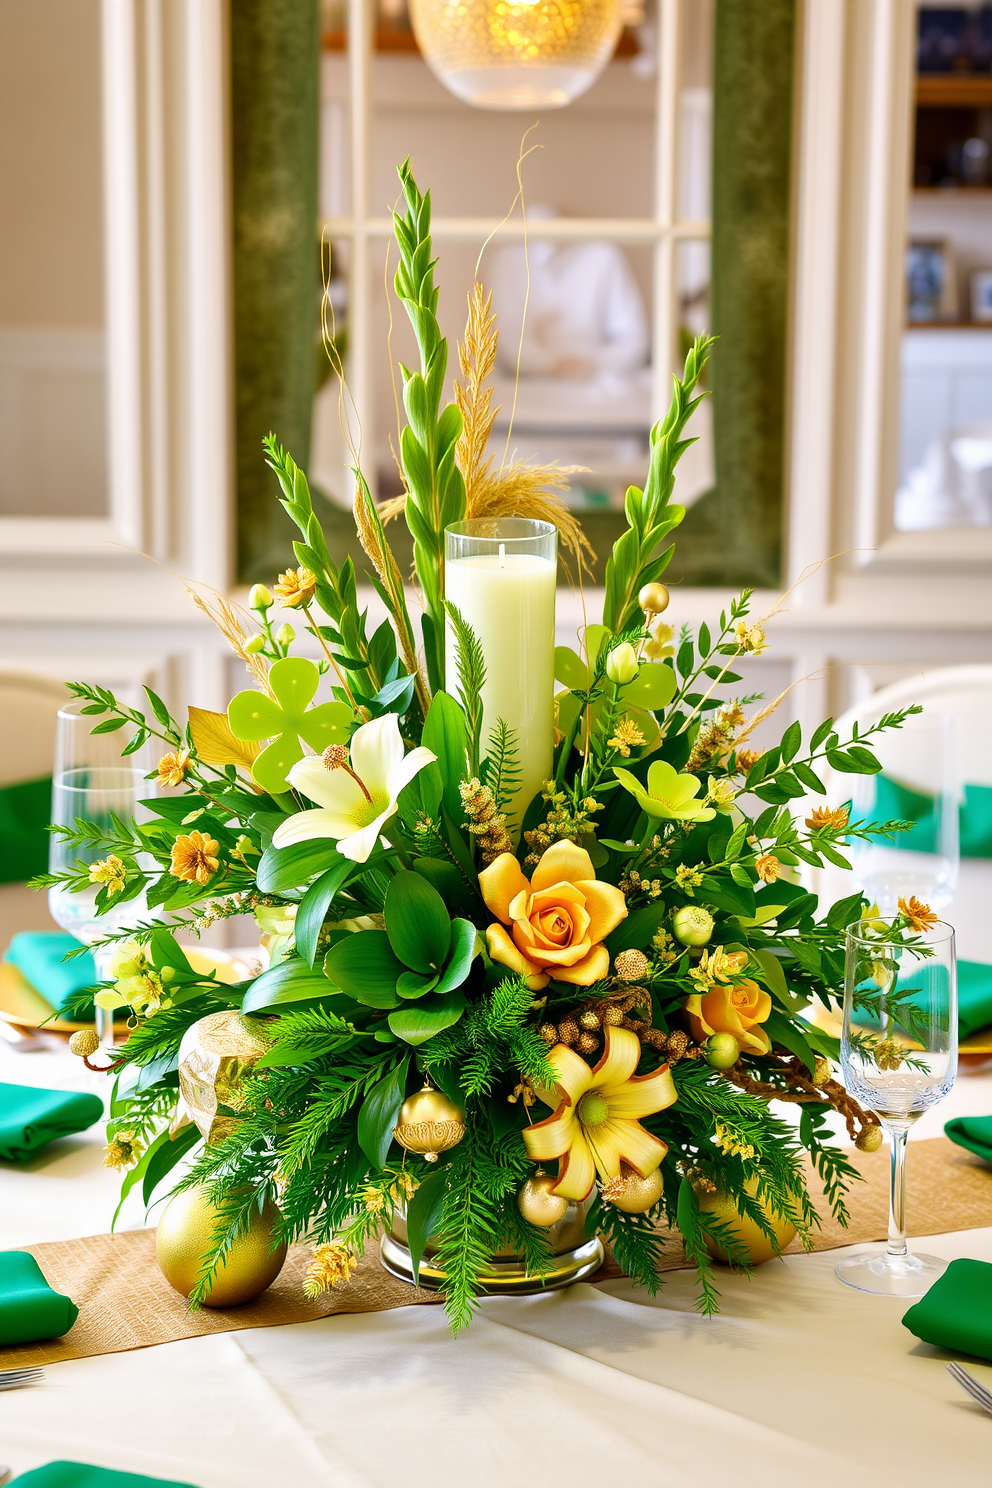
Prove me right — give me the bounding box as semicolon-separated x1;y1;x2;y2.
396;970;438;999
295;858;353;966
257;838;338;894
142;1123;200;1207
781;720;801;763
357;1057;410;1169
554;646;589;691
432;918;479;995
421;691;469;821
241;958;338;1016
384;870;451;974
405;1168;446;1284
622;663;677;711
606;901;669;956
763;1008;819;1075
323;929;403;1007
387;992;466;1045
148;930;193;976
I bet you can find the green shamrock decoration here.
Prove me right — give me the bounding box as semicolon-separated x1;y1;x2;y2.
227;657;352;794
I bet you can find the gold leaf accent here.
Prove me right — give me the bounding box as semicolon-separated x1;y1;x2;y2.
188;706;262;772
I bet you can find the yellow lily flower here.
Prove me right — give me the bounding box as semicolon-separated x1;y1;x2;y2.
523;1025;676;1201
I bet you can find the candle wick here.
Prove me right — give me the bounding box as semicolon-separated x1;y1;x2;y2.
499;542;505;568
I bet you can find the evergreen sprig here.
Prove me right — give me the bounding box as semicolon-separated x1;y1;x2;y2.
445;602;486;776
480;718;521;815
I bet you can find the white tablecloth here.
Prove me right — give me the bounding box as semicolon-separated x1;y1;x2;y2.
2;1039;992;1488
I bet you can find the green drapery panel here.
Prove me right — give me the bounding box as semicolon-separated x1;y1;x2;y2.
665;0;797;588
232;0;320;583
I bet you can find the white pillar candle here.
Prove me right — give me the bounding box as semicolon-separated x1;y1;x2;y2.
444;519;557;835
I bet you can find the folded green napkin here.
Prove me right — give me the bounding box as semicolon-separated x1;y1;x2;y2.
902;1257;992;1360
9;1464;198;1488
945;1114;992;1164
0;775;52;885
0;1083;103;1162
857;959;992;1040
4;932;97;1017
0;1251;77;1346
872;775;992;860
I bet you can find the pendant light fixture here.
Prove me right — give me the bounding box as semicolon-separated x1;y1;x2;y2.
409;0;624;110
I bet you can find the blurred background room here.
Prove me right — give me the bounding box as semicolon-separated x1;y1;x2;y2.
0;0;990;965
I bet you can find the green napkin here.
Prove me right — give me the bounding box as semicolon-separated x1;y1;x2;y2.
0;1251;77;1346
3;932;97;1017
9;1465;198;1487
945;1115;992;1164
0;1083;103;1162
0;775;52;885
856;959;992;1040
872;775;992;860
902;1257;992;1360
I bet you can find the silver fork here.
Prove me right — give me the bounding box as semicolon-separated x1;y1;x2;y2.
0;1366;44;1391
948;1361;992;1415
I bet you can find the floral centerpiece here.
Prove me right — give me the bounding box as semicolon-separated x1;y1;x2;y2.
44;161;921;1332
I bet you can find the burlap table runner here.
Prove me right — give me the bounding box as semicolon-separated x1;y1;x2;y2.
4;1136;990;1368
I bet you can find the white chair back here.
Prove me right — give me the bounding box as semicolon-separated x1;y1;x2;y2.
815;666;992;961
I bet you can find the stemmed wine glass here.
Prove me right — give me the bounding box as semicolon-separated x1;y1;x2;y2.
48;701;155;1048
836;917;957;1297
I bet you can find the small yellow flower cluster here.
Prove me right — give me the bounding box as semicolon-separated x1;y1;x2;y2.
170;830;220;886
273;567;317;609
687;701;746;773
734;747;763;776
94;939;169;1018
644;617;675;661
103;1134;143;1171
303;1243;357;1298
651;928;678;965
755;853;780;884
733;620;767;655
607;718;646;758
805;805;849;832
714;1123;757;1160
687;947;750;992
619;868;665;900
706;776;737;811
897;895;938;934
674;864;705;896
522;783;601;869
88;854;126;897
156;750;190;789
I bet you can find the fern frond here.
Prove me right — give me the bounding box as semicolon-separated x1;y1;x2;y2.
444;602;486;775
481;718;521;815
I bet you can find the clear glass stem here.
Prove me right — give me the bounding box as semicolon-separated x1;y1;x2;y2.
92;945;114;1050
885;1123;909;1260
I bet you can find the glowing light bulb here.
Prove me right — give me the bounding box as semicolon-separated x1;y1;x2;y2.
410;0;624;110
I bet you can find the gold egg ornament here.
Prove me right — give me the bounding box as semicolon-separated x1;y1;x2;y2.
392;1083;466;1162
601;1165;665;1214
517;1173;569;1228
171;1009;273;1144
695;1176;802;1266
156;1185;287;1307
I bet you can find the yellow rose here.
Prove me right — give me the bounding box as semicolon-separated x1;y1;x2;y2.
684;978;772;1056
478;840;628;991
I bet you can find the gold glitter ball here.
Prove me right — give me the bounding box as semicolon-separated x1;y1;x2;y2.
69;1029;100;1058
614;949;649;982
856;1124;884;1153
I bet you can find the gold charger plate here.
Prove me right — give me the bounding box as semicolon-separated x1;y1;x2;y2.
0;948;249;1037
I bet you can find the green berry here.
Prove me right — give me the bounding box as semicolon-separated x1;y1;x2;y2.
704;1033;740;1070
672;906;714;947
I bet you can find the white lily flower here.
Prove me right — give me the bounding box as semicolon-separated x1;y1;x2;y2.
272;713;436;864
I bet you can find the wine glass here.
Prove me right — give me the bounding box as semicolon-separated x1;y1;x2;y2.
836;918;957;1297
48;701;155;1047
849;711;959;912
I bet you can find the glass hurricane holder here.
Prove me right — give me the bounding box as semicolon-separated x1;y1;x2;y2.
836;919;957;1297
849;711;959;912
48;701;156;1048
409;0;624;110
444;518;557;835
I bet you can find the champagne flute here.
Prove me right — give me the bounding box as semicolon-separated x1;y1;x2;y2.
48;701;155;1047
836;918;957;1297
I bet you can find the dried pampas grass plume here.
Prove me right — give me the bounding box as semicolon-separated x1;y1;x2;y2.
381;278;596;581
185;584;274;698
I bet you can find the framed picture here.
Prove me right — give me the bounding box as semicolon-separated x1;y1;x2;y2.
906;239;959;323
971;269;992;323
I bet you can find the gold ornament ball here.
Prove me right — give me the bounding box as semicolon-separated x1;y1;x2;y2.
602;1166;664;1214
392;1084;466;1162
156;1185;287;1307
69;1029;100;1058
812;1057;832;1087
856;1123;883;1153
639;582;670;615
517;1174;569;1228
696;1177;800;1266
